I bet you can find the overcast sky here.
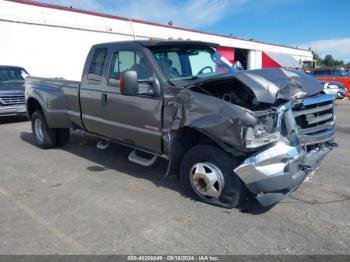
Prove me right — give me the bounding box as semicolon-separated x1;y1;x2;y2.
37;0;350;62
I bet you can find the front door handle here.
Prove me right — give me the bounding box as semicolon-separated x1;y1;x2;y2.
101;93;107;106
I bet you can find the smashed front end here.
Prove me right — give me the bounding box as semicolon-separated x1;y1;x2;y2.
179;68;337;206
235;93;337;206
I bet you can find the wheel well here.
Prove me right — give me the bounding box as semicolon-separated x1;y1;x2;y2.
177;127;218;152
167;127;221;176
27;98;43;120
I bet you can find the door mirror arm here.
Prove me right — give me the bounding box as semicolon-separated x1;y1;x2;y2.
138;76;161;97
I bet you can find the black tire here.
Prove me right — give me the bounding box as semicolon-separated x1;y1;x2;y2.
56;128;70;147
180;145;245;208
31;110;57;149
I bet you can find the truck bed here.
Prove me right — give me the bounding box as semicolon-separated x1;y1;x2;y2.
25;76;82;128
26;76;80;89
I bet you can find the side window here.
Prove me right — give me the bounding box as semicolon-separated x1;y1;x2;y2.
108;50;151;88
119;51;138;73
88;48;107;80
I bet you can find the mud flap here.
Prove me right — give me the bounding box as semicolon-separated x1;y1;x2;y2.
164;132;185;177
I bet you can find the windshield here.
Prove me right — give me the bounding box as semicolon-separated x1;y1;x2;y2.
0;68;29;84
150;46;236;84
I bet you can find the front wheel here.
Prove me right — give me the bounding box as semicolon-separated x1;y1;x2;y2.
31;110;57;149
180;145;245;208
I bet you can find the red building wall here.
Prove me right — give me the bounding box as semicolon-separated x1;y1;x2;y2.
216;46;235;64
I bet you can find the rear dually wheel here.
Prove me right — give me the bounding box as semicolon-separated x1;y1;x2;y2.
31;110;57;149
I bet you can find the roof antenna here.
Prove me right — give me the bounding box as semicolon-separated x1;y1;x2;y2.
128;18;136;40
168;21;174;26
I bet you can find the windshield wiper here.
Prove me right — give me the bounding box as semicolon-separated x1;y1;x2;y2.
188;76;199;80
176;76;199;81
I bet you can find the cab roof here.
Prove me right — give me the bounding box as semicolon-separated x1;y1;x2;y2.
0;65;25;69
94;40;219;49
138;40;219;48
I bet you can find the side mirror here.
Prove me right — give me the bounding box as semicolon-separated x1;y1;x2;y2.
120;70;138;96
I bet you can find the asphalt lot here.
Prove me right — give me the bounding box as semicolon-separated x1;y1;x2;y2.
0;101;350;255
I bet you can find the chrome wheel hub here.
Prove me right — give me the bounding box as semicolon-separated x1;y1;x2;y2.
190;162;225;199
34;118;44;143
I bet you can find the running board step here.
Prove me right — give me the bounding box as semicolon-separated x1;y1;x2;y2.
128;150;157;167
96;139;110;150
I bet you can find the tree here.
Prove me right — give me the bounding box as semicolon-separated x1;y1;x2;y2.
313;52;321;62
323;55;335;66
313;53;344;67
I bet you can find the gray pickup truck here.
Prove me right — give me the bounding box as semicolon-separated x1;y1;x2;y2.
25;40;337;208
0;66;28;117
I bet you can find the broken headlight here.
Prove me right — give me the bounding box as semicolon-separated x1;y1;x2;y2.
244;111;280;148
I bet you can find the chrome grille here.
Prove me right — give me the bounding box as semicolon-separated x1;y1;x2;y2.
293;94;335;144
0;95;25;105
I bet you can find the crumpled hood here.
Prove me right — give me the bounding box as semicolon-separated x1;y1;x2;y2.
189;68;323;104
0;82;25;96
234;68;322;103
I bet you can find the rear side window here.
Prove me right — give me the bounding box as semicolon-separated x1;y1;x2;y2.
88;48;107;78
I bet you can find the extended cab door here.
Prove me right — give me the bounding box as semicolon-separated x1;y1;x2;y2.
80;47;109;135
80;44;163;153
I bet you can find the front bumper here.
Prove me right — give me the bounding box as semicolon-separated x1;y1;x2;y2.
234;141;336;206
0;104;26;116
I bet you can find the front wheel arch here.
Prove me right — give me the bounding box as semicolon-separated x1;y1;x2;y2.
166;127;223;176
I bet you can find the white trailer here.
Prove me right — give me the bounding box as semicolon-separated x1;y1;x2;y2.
0;0;313;80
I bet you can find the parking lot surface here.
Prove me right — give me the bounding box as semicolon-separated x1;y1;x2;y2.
0;102;350;255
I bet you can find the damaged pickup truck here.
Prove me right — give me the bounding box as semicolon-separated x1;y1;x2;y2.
25;40;337;208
